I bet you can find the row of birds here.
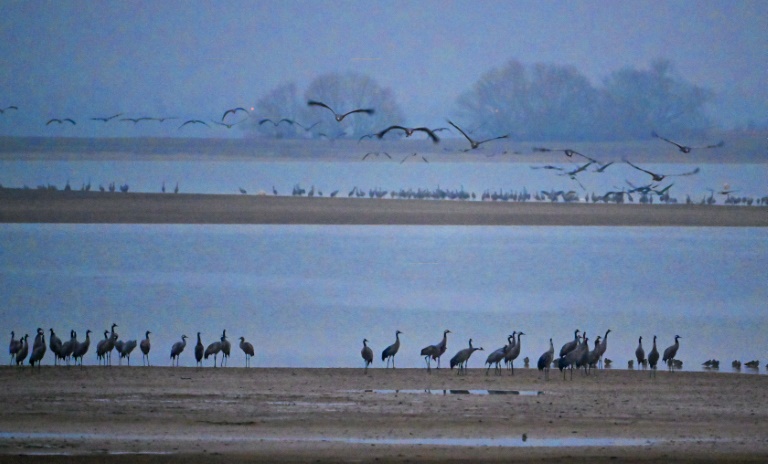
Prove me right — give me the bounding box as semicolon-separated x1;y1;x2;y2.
7;326;254;368
366;329;688;380
11;326;761;377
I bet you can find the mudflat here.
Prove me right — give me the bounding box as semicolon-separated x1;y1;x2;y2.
0;189;766;226
0;366;766;463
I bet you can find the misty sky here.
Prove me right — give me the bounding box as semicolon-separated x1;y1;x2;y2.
1;0;765;138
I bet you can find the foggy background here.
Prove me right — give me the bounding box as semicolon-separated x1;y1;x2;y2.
1;1;765;139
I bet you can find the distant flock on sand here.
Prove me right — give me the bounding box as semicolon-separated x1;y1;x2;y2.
3;99;765;206
7;326;765;379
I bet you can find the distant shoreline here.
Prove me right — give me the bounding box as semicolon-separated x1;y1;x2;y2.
1;189;765;226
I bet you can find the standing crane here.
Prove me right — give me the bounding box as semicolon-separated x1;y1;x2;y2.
140;331;151;366
361;339;373;373
635;336;645;370
648;335;659;378
662;335;681;371
170;335;188;366
239;337;255;368
537;338;555;380
381;330;402;368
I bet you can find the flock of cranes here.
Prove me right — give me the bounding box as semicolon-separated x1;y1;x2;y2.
5;97;764;205
7;325;255;369
6;326;765;378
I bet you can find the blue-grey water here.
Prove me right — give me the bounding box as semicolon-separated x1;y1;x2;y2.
2;224;766;370
1;160;766;202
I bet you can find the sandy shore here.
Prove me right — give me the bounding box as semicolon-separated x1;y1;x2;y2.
0;367;766;463
1;189;766;226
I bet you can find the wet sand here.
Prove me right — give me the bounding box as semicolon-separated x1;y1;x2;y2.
0;367;766;463
1;189;766;226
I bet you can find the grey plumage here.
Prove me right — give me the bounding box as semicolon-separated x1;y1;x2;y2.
662;335;681;371
420;329;450;371
240;336;255;368
537;338;555;380
140;331;151;366
505;332;524;375
449;339;483;375
71;330;92;366
29;331;46;368
14;335;29;366
381;330;402;368
170;335;188;366
361;338;373;373
194;332;204;367
9;331;22;365
204;338;222;368
49;329;62;365
648;335;659;378
220;330;231;367
560;329;580;357
635;336;645;369
119;339;137;365
485;335;513;376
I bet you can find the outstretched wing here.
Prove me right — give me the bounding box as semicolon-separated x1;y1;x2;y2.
477;134;508;145
413;127;440;144
447;120;473;143
376;125;408;139
307;100;336;114
624;159;658;177
651;131;686;150
338;108;375;121
222;107;248;121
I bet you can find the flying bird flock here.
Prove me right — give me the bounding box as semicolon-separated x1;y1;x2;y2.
1;98;763;206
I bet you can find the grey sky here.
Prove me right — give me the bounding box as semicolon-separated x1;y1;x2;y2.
1;0;765;137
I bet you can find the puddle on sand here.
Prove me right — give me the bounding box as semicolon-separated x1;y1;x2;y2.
358;389;543;396
0;432;711;450
341;437;662;447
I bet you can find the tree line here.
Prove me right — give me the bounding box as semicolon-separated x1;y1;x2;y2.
246;58;713;142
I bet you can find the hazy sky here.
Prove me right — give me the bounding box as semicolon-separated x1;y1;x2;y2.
1;0;765;137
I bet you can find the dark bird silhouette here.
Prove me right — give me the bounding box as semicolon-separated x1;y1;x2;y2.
624;159;700;182
307;100;374;121
258;118;293;127
399;153;428;164
635;336;645;370
179;120;209;129
376;126;440;144
448;120;508;150
140;331;151;366
537;338;555;380
532;147;599;163
361;338;373;373
449;338;484;375
119;117;154;124
14;335;28;366
239;336;255;367
362;151;391;160
381;330;402;368
212;119;247;129
0;105;19;114
651;131;724;153
194;332;204;367
662;335;681;371
593;161;615;173
9;331;22;365
530;165;564;171
648;335;660;378
560;329;580;358
222;107;249;121
46;118;76;125
91;113;123;122
170;334;188;367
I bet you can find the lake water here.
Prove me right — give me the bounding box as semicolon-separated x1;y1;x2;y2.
2;224;766;370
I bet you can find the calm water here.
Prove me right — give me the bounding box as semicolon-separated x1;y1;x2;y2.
2;224;766;369
1;160;766;202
